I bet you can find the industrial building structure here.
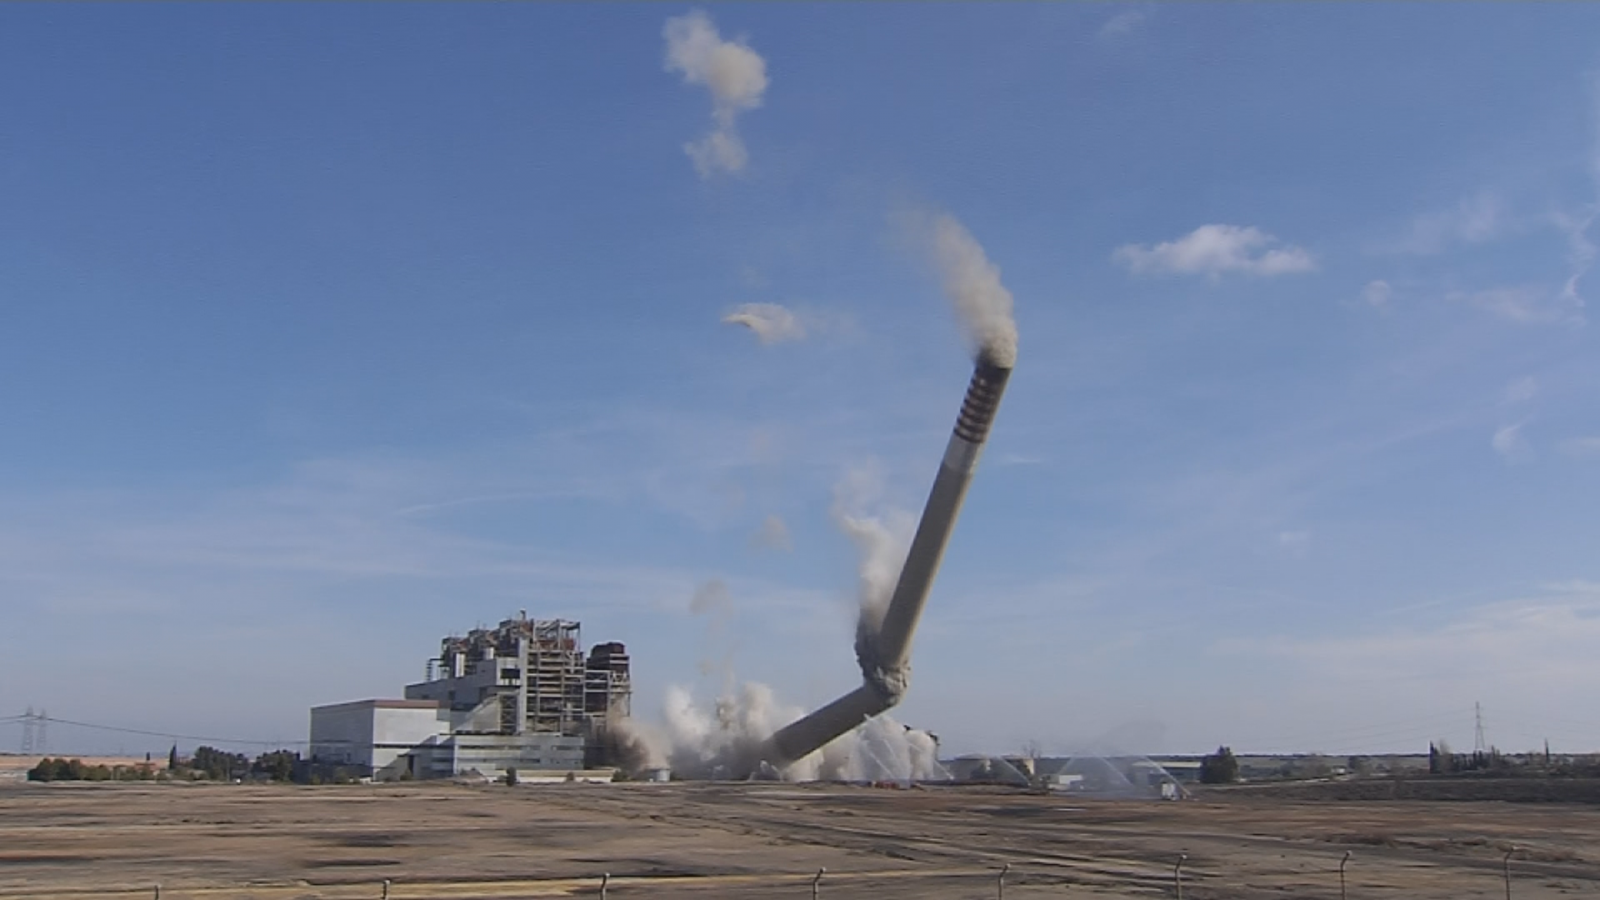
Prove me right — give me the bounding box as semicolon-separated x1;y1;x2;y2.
309;613;631;781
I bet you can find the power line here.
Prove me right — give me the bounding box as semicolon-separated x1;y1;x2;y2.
25;713;322;749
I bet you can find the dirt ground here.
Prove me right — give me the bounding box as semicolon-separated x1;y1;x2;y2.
2;780;1598;899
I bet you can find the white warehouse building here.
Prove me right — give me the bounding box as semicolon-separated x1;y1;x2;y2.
308;698;589;781
308;700;448;780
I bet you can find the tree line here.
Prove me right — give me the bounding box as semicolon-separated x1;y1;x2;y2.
26;759;158;782
28;747;309;783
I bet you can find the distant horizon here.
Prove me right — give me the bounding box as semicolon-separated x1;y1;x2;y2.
2;708;1582;763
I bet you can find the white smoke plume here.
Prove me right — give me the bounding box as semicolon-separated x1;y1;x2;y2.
828;467;916;683
930;213;1020;368
663;10;768;178
623;472;943;783
723;302;805;343
836;503;914;644
643;682;945;783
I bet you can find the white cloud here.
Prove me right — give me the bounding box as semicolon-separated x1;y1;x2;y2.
1113;224;1317;278
1559;436;1600;457
1450;285;1584;325
1097;9;1149;40
1491;421;1532;462
1361;279;1393;310
723;302;805;344
663;10;768;178
1395;193;1506;254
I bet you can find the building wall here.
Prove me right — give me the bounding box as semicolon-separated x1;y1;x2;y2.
414;733;586;780
309;701;447;778
371;706;450;776
309;702;378;769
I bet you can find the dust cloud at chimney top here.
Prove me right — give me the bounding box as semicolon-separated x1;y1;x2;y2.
705;210;1018;778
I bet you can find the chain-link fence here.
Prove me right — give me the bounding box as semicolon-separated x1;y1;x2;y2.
15;847;1561;900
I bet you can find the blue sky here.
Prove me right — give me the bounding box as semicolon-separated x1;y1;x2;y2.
3;4;1599;759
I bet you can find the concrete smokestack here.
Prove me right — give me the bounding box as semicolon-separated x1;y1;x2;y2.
757;352;1012;772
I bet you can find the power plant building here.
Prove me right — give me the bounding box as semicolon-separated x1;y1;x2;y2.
308;699;451;778
308;614;631;780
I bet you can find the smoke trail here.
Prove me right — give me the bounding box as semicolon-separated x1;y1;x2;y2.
723;302;805;344
688;579;731;615
828;468;915;686
687;579;738;680
930;213;1019;367
663;10;769;178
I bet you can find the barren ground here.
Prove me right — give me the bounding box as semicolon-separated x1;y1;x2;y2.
2;780;1598;899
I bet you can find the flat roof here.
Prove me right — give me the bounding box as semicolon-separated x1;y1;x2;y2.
311;699;440;712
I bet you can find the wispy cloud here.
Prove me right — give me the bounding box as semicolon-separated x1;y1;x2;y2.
663;9;769;178
1491;421;1533;462
1548;77;1600;320
1499;375;1538;405
1559;436;1600;457
1450;285;1584;325
0;434;858;746
723;302;806;344
1426;87;1597;324
1392;193;1506;255
1113;224;1316;278
1215;585;1600;748
1097;8;1149;40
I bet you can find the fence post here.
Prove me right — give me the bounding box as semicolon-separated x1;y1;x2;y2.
381;878;390;899
1503;846;1515;900
811;866;825;900
998;862;1010;900
1174;853;1188;900
1340;850;1351;900
601;872;610;899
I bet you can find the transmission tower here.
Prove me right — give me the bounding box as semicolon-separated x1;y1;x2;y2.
36;709;47;755
1474;701;1487;755
20;706;34;754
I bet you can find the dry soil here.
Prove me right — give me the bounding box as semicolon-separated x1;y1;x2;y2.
2;780;1598;899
